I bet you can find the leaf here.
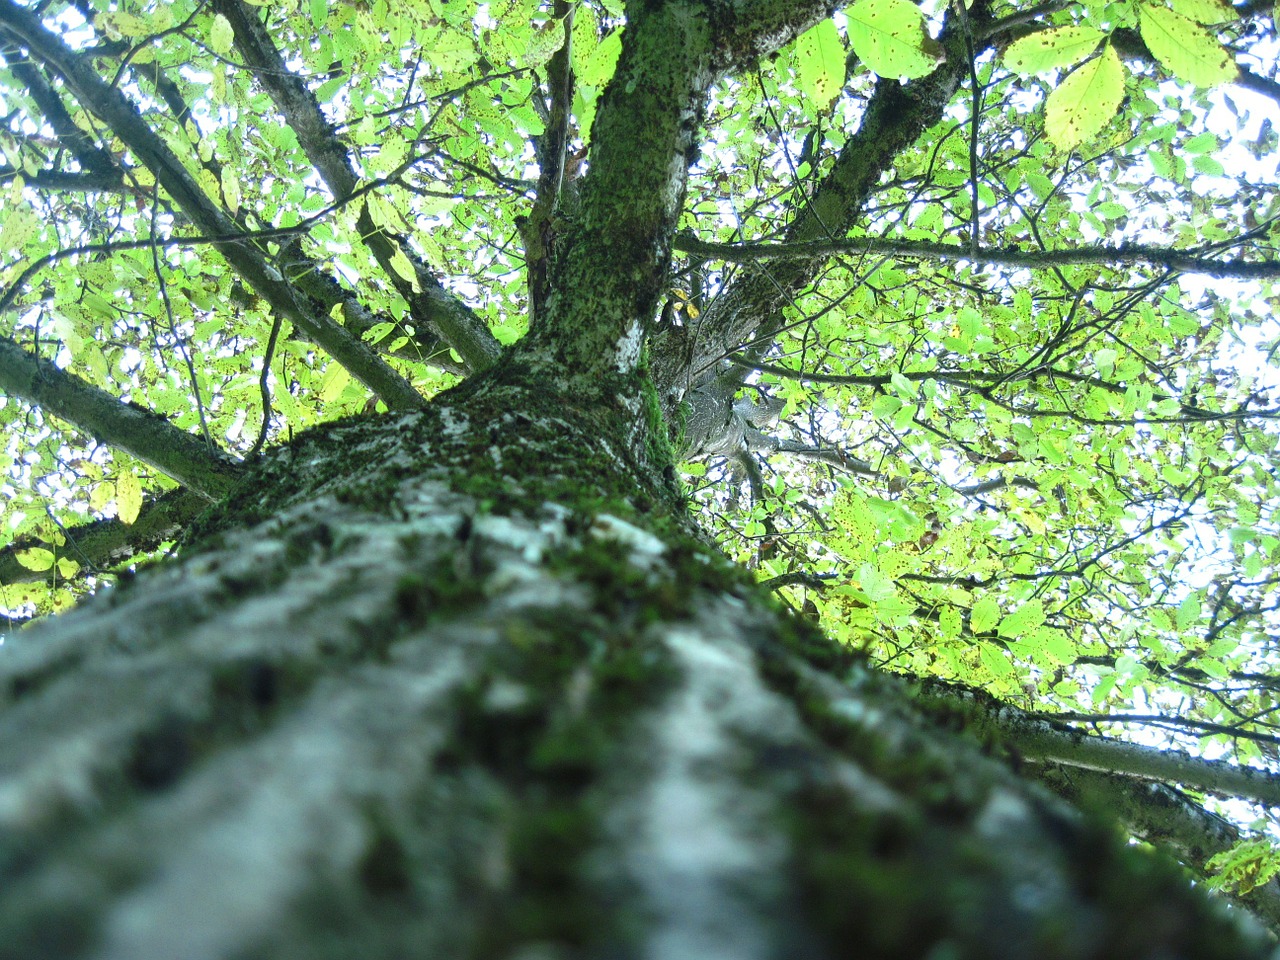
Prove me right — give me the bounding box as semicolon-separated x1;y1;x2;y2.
424;28;481;74
857;562;896;602
210;14;235;55
1138;3;1236;86
16;547;54;572
320;362;351;403
1044;45;1124;150
100;11;157;38
793;18;845;110
220;167;241;215
1176;592;1201;630
388;246;422;292
514;17;567;69
1003;25;1107;75
577;29;622;88
846;0;945;80
1171;0;1236;24
980;643;1015;677
998;600;1046;638
116;471;143;525
971;596;1000;634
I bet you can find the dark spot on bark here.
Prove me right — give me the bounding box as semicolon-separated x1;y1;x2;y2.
243;658;279;709
126;712;192;791
357;816;412;898
283;521;335;566
455;513;473;542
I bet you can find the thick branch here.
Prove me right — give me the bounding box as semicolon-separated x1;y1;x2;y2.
523;0;845;384
914;679;1280;807
0;38;121;186
0;334;240;500
0;487;208;585
675;234;1280;280
1035;763;1280;936
0;1;426;411
212;0;500;372
650;16;977;399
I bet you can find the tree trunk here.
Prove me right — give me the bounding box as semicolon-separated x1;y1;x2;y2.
0;367;1267;960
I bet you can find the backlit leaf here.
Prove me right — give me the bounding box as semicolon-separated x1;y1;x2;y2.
16;548;54;572
846;0;945;79
1138;3;1237;86
210;14;234;55
116;472;142;525
1004;25;1106;75
1044;45;1123;150
793;18;845;110
1171;0;1236;24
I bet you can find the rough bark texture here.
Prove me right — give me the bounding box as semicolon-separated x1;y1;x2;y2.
0;365;1270;960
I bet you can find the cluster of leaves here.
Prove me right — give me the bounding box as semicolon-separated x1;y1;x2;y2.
680;2;1279;785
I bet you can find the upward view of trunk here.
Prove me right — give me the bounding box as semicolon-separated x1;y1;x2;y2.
2;0;1278;955
0;365;1267;960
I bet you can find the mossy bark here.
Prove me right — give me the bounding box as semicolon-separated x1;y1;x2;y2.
0;365;1269;960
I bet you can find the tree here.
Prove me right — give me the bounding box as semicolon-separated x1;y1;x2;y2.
0;0;1278;954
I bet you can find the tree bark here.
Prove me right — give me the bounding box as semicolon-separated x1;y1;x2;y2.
0;365;1268;960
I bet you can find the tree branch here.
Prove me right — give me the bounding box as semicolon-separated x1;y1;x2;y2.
0;0;426;411
913;678;1280;807
0;334;241;500
211;0;500;372
1035;763;1280;936
674;233;1280;280
0;37;122;187
650;7;980;399
0;487;209;585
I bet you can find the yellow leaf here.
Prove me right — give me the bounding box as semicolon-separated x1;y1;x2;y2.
15;548;54;572
210;13;235;56
1044;45;1124;150
1138;3;1237;86
793;18;845;109
320;363;351;403
847;0;945;79
389;246;422;293
1171;0;1236;24
116;471;143;525
1003;25;1107;75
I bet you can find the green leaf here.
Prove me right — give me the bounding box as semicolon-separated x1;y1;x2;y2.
793;18;845;110
998;600;1046;638
971;596;1001;634
210;14;234;55
577;29;622;88
1176;593;1201;630
116;471;142;525
424;28;481;74
320;363;351;403
388;247;422;292
858;562;896;602
16;547;54;572
1044;45;1124;150
1003;25;1107;75
872;394;903;418
980;643;1015;677
1171;0;1236;24
515;17;567;69
1138;3;1236;86
846;0;945;79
